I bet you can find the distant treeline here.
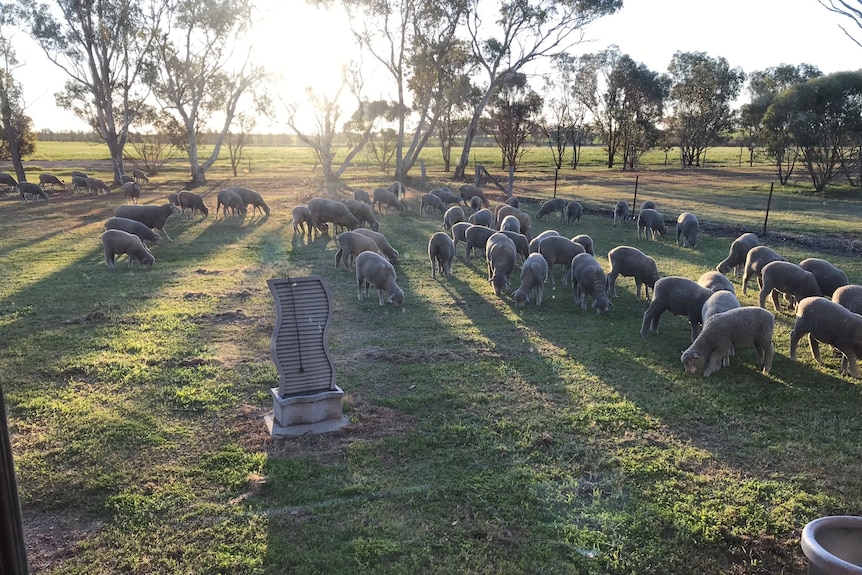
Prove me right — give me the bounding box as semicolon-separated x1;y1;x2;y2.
35;130;311;147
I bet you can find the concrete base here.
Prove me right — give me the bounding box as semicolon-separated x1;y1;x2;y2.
801;515;862;574
266;386;349;437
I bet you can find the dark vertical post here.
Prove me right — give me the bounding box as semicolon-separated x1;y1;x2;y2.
0;383;29;575
508;166;514;197
553;167;558;198
631;175;639;218
762;182;774;236
474;164;481;188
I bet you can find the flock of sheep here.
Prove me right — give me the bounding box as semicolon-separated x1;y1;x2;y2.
0;168;154;202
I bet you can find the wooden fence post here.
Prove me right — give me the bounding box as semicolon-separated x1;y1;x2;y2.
762;182;774;236
508;166;514;197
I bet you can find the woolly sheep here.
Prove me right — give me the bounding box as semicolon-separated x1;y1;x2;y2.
123;181;141;204
758;260;822;311
790;296;862;378
716;233;760;277
494;204;532;241
464;224;497;263
450;221;472;257
355;251;404;306
131;168;150;183
71;176;89;195
121;174;135;184
676;212;700;248
39;173;64;190
114;203;181;242
701;290;741;325
486;232;517;297
529;230;560;254
352;228;399;263
459;184;489;208
101;229;155;270
468;208;494;228
565;201;583;225
104;216;162;246
637;208;667;240
428;232;455;279
342;199;379;231
18;182;48;202
229;187;270;216
85;177;110;195
607;246;661;300
833;284;862;315
641;277;713;341
536;198;567;221
165;192;180;205
505;196;520;208
216;189;248;219
444;206;465;232
178;190;209;219
430;188;463;206
354;188;372;205
70;170;88;179
742;246;786;295
572;234;594;256
570;253;612;314
613;200;629;226
469;196;483;214
513;253;548;307
538;235;585;286
499;230;530;263
308;197;360;234
292;205;314;236
697;271;735;294
639;200;656;212
681;307;774;376
420;193;446;217
499;214;521;233
334;231;384;270
388;181;405;200
0;172;17;189
798;257;848;298
373;187;404;214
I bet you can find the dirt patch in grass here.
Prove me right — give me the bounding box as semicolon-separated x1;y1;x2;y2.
23;510;103;573
338;345;465;366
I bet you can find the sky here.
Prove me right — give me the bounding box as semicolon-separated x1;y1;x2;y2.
11;0;862;134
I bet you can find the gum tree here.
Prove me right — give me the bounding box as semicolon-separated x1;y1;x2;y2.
0;2;29;182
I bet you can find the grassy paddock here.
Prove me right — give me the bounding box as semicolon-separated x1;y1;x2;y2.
1;151;862;574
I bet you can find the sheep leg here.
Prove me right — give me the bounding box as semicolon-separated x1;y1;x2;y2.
789;327;804;361
808;334;823;364
840;353;860;378
377;288;386;306
607;272;618;297
160;227;173;242
770;290;782;311
702;351;724;377
761;341;774;374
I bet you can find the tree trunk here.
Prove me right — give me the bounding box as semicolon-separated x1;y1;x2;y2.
0;87;26;183
454;85;497;179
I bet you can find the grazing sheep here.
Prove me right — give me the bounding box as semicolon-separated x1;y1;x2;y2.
216;189;248;219
613;200;629;226
114;203;181;242
469;195;483;214
798;257;848;298
165;192;180;205
637;209;667;240
565;201;583;225
121;174;135;184
444;206;465;232
681;307;774;376
230;187;270;216
536;198;567;221
486;232;517;297
742;246;786;295
428;232;455;279
464;224;497;263
494;204;532;241
372;187;404;214
639;200;656;212
39;173;65;190
607;246;661;300
570;252;612;314
790;296;862;378
833;284;862;315
354;188;372;205
701;290;741;325
131;168;150;184
468;208;494;228
291;205;314;236
421;193;447;217
334;231;384;270
352;228;399;263
500;230;530;263
459;184;489;208
71;176;89;195
122;181;141;204
538;235;585;286
697;271;735;294
355;251;404;306
758;260;822;311
178;190;209;219
450;221;472;257
505;196;520;208
430;188;463;206
342;199;379;231
513;253;549;307
101;229;155;270
641;277;713;341
85;177;110;195
676;212;700;248
18;182;48;202
716;233;760;276
388;181;405;200
104;216;162;246
499;214;521;233
0;172;17;190
308;197;361;234
529;230;560;254
70;170;88;179
572;234;594;256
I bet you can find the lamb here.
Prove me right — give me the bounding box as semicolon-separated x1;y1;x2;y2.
499;230;530;263
178;190;209;219
798;257;848;298
342;199;379;231
428;232;455;279
536;198;567;221
468;208;494;228
606;246;661;300
676;212;700;248
529;230;560;254
334;231;384;270
494;205;532;241
101;229;155;270
701;290;741;325
697;271;735;294
216;189;248;219
681;307;774;376
39;173;65;190
459;184;489;208
123;181;141;204
114;203;181;241
443;206;465;232
354;188;372;205
420;193;447;217
469;196;483;214
430;188;463;206
18;182;48;202
307;197;361;234
758;260;822;311
85;177;110;195
512;253;548;307
636;208;667;240
104;216;162;246
741;246;786;295
613;200;629;225
499;214;521;233
640;277;714;341
565;201;583;225
0;172;17;190
486;232;517;297
450;222;472;257
352;228;399;263
291;205;314;236
572;234;594;256
388;181;405;200
570;253;612;314
537;235;585;286
372;187;404;214
71;176;89;195
355;251;404;306
832;284;862;315
716;233;760;277
790;296;862;378
132;168;150;184
464;224;497;263
230;187;270;216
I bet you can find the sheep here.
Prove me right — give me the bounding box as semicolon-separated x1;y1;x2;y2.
613;200;629;225
606;246;661;300
85;177;110;195
388;181;405;200
230;187;270;216
165;192;180;205
636;209;667;240
334;231;384;270
716;233;760;276
71;176;89;195
499;214;521;233
70;170;88;179
459;184;489;208
122;181;141;204
468;208;494;228
469;195;483;214
355;251;404;306
536;198;567;221
342;199;379;231
114;203;181;242
443;206;465;232
513;253;549;307
529;230;560;254
121;174;135;184
430;188;463;206
0;172;17;190
701;290;741;325
216;189;248;219
39;173;65;190
570;252;612;314
307;197;360;234
428;232;455;279
681;307;774;377
499;230;530;263
798;257;848;298
178;190;209;219
494;205;532;241
420;193;447;217
697;271;735;294
18;182;48;202
486;232;517;297
537;235;585;286
741;246;786;295
640;277;714;341
790;296;862;378
676;212;700;248
833;284;862;315
372;187;404;214
104;216;162;246
354;188;372;205
450;222;472;257
505;196;520;208
101;229;155;270
291;205;314;236
132;168;150;184
464;224;497;263
639;200;656;212
565;201;583;225
758;260;822;311
572;234;594;256
352;228;399;263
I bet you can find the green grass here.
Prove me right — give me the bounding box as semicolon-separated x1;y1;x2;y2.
2;151;862;574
